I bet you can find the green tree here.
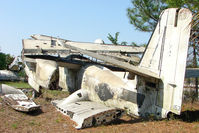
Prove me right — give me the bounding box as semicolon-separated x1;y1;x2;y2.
121;41;127;45
107;32;120;45
189;12;199;101
6;54;14;68
127;0;199;32
0;52;6;69
166;0;199;12
0;52;14;70
131;42;147;47
127;0;168;32
107;32;128;45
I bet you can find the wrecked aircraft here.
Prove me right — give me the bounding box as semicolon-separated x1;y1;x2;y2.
22;8;192;129
0;56;23;81
0;70;20;81
9;56;23;71
0;84;40;112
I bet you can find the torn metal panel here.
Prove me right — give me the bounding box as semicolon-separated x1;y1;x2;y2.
52;100;124;129
102;53;140;65
79;65;158;117
52;89;124;129
58;67;77;92
0;84;40;112
9;56;23;71
35;59;58;88
30;34;145;54
24;59;58;91
57;40;160;79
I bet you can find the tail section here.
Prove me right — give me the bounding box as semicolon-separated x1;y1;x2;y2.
140;8;192;114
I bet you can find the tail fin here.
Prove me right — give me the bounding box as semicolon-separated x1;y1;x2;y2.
140;8;192;114
140;8;192;81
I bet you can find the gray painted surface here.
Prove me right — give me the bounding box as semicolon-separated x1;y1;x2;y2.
0;70;19;81
185;68;199;78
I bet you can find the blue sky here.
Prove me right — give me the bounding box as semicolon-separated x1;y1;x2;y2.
0;0;151;56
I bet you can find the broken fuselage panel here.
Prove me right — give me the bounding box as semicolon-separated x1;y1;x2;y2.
0;84;40;112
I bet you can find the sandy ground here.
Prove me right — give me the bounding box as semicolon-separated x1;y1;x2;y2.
0;95;199;133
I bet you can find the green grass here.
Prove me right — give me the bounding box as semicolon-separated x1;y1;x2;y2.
0;81;32;89
42;89;69;100
11;123;18;129
28;120;41;126
0;108;4;112
55;116;65;123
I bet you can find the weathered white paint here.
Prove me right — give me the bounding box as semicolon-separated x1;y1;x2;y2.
140;8;192;114
52;100;124;129
22;8;192;129
0;84;40;112
35;59;57;88
29;34;145;54
58;67;76;92
9;56;23;71
24;59;58;91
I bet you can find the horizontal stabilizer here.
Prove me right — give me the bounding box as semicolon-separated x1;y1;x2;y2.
52;100;124;129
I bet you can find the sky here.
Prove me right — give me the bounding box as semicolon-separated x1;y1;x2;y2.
0;0;151;56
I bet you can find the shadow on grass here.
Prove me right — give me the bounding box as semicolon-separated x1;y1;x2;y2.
174;110;199;122
111;110;199;126
111;116;152;126
113;119;142;125
27;108;43;116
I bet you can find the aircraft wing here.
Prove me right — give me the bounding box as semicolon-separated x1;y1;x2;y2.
57;40;160;79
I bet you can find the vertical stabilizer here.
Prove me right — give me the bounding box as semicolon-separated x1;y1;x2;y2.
140;8;192;114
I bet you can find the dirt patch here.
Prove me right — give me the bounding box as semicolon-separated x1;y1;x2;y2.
0;95;199;133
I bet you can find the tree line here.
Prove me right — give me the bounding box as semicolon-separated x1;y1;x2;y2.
0;52;14;70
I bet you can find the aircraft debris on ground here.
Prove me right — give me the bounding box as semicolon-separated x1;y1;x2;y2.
0;70;19;81
0;56;23;81
0;84;40;112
